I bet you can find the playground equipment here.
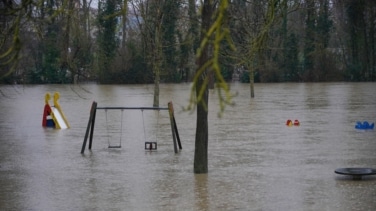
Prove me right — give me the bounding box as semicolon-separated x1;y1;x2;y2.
355;121;374;130
81;101;182;154
335;168;376;180
42;92;70;129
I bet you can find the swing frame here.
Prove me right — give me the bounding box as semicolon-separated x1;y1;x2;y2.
81;101;182;154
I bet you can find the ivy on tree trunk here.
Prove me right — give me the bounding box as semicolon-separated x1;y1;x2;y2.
193;0;213;174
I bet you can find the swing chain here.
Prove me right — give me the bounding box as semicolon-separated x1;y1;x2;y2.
155;110;160;141
141;109;147;143
119;109;123;147
105;109;123;148
105;109;110;147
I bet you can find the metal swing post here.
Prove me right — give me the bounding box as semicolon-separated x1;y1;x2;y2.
81;101;97;153
168;102;181;153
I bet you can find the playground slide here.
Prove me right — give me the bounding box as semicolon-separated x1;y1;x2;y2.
51;107;68;129
43;92;70;129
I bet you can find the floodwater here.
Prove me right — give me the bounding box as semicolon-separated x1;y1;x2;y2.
0;82;375;210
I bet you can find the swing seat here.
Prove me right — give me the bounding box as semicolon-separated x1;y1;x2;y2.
145;142;157;150
108;145;121;149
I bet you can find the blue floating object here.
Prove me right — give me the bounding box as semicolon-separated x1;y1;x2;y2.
355;121;374;130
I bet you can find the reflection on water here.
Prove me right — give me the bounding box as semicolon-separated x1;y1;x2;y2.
0;83;376;210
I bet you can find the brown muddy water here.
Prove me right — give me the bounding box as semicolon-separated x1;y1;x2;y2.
0;82;375;210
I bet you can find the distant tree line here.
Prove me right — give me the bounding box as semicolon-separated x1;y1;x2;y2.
1;0;375;84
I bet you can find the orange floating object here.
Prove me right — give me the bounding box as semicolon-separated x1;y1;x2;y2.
286;119;293;126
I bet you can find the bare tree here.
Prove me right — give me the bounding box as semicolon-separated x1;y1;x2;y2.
131;0;164;106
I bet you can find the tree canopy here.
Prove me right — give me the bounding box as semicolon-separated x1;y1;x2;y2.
1;0;375;84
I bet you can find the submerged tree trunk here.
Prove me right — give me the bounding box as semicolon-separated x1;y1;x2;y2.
153;25;161;108
194;79;209;173
194;0;213;174
153;74;160;107
250;68;255;98
153;11;163;107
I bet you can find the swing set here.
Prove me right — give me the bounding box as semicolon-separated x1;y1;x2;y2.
81;101;182;154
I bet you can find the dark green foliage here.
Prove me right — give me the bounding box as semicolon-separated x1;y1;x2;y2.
21;0;72;84
303;0;316;79
98;40;153;84
0;74;16;84
316;0;333;49
346;63;363;81
284;33;299;81
188;0;200;53
240;71;250;83
177;31;190;82
70;32;93;82
219;66;232;82
38;19;70;83
161;0;181;82
219;41;235;82
345;0;367;81
121;41;153;84
43;24;60;83
96;0;120;83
